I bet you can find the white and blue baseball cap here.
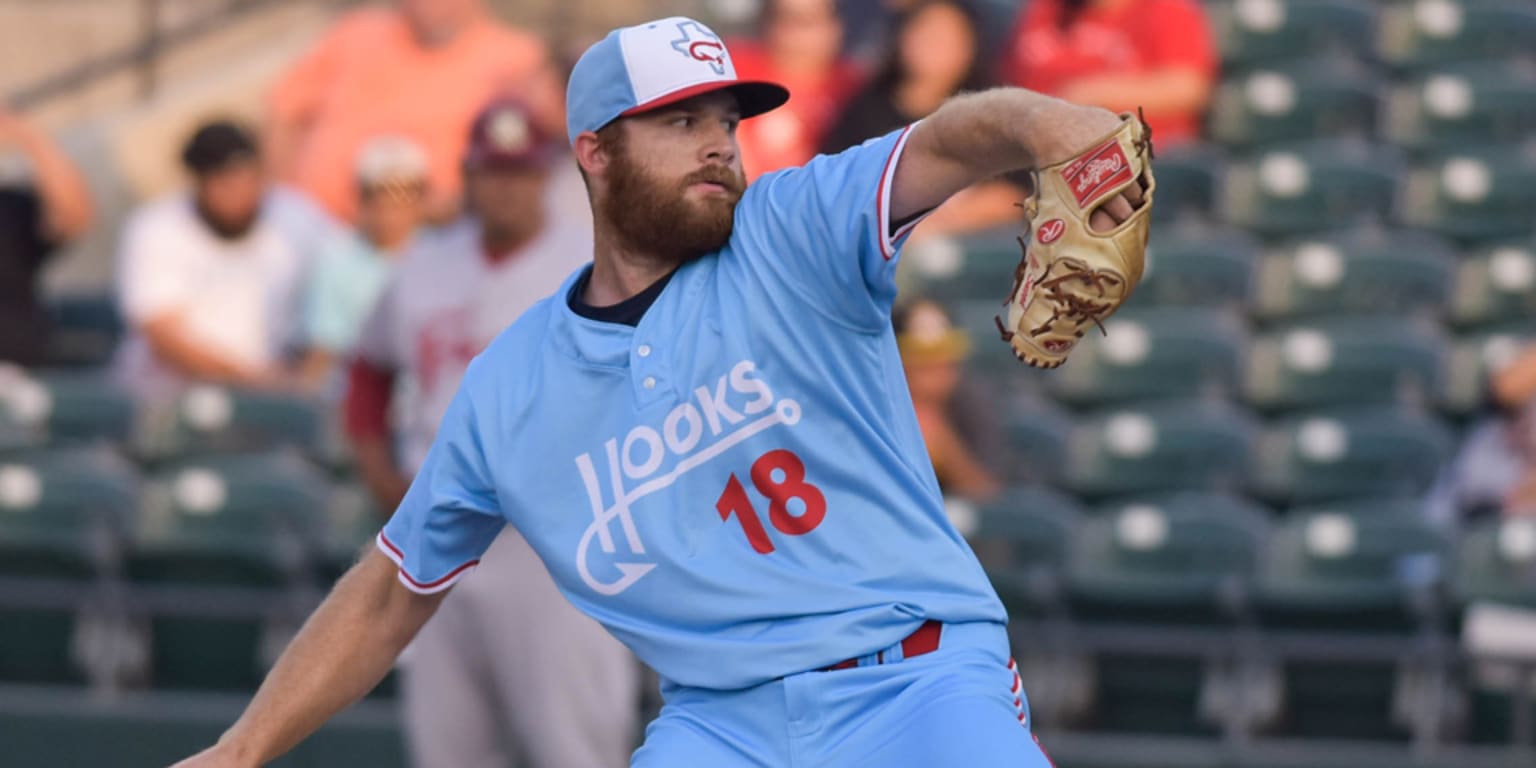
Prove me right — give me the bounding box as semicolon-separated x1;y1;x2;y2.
565;16;790;145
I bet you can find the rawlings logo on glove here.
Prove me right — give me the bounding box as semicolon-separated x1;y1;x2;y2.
995;111;1156;369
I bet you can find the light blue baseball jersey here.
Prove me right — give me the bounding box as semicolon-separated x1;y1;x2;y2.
378;125;1007;691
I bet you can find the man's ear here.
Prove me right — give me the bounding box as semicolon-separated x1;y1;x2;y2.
574;131;608;179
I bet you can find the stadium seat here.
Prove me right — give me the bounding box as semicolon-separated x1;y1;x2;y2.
1002;400;1073;485
1147;143;1223;225
901;229;1020;304
316;482;385;586
1222;141;1402;237
1451;517;1536;610
1136;227;1258;309
1207;0;1376;71
1378;0;1536;71
1209;64;1379;148
1071;492;1270;624
1384;63;1536;152
45;292;123;368
128;453;326;585
969;486;1083;617
1401;149;1536;242
0;447;137;684
136;385;325;462
1440;325;1536;414
1256;504;1449;740
1046;307;1246;407
1252;230;1454;321
1068;493;1269;735
1062;400;1257;498
1250;407;1454;505
1448;241;1536;328
1243;318;1446;411
128;453;326;690
0;367;135;448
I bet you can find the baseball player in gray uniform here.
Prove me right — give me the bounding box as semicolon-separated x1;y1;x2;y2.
343;99;639;768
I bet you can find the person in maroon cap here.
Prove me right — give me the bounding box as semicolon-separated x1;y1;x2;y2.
343;99;639;768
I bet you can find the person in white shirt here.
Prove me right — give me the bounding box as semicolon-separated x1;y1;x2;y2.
114;120;330;400
344;99;640;768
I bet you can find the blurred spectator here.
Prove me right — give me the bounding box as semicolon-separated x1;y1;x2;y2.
729;0;863;178
267;0;560;223
999;0;1217;146
344;101;636;768
298;136;429;387
821;0;1025;241
1429;345;1536;524
114;120;310;399
0;109;94;366
895;298;1003;503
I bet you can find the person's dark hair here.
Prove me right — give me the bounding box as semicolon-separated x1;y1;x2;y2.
870;0;990;98
181;120;259;174
1059;0;1092;30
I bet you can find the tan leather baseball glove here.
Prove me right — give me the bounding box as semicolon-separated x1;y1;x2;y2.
996;112;1156;368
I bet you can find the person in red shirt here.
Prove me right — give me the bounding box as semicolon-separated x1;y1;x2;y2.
728;0;864;179
1000;0;1218;146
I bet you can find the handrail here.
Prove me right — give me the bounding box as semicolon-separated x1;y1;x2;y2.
4;0;331;110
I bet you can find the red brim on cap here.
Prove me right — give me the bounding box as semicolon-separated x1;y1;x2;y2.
620;80;790;120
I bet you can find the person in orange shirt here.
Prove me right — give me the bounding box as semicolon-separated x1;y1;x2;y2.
266;0;560;222
999;0;1217;146
728;0;864;179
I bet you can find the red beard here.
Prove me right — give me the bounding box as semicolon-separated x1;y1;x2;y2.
600;150;745;264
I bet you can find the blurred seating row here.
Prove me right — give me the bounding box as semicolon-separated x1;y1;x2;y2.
971;487;1534;743
1206;0;1536;73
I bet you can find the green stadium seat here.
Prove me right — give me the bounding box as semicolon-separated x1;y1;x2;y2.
316;482;385;586
1448;241;1536;328
1250;407;1454;505
1062;400;1257;498
1451;517;1536;610
1222;141;1402;237
1002;400;1072;485
128;453;326;586
136;385;325;462
1147;144;1223;225
1068;493;1269;735
1256;503;1449;740
1401;149;1536;242
0;367;135;448
1378;1;1536;71
1385;64;1536;152
1243;318;1446;411
1207;0;1376;70
1046;308;1246;407
1209;64;1379;148
1137;227;1258;309
128;453;326;690
901;229;1019;304
1071;492;1269;624
1252;230;1454;320
969;486;1083;617
0;448;137;684
1440;325;1535;414
45;292;123;368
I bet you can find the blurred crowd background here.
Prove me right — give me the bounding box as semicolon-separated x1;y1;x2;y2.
0;0;1534;766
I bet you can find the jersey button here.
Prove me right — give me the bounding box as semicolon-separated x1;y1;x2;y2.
643;376;657;389
638;344;652;358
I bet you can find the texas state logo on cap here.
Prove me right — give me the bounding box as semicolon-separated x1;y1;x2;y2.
565;16;790;144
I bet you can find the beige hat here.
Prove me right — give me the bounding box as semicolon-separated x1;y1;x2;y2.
355;135;428;187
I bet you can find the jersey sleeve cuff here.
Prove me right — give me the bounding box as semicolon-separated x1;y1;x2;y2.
875;122;931;261
375;531;480;595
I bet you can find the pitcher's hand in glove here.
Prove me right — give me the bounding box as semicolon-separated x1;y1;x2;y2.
996;111;1155;368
